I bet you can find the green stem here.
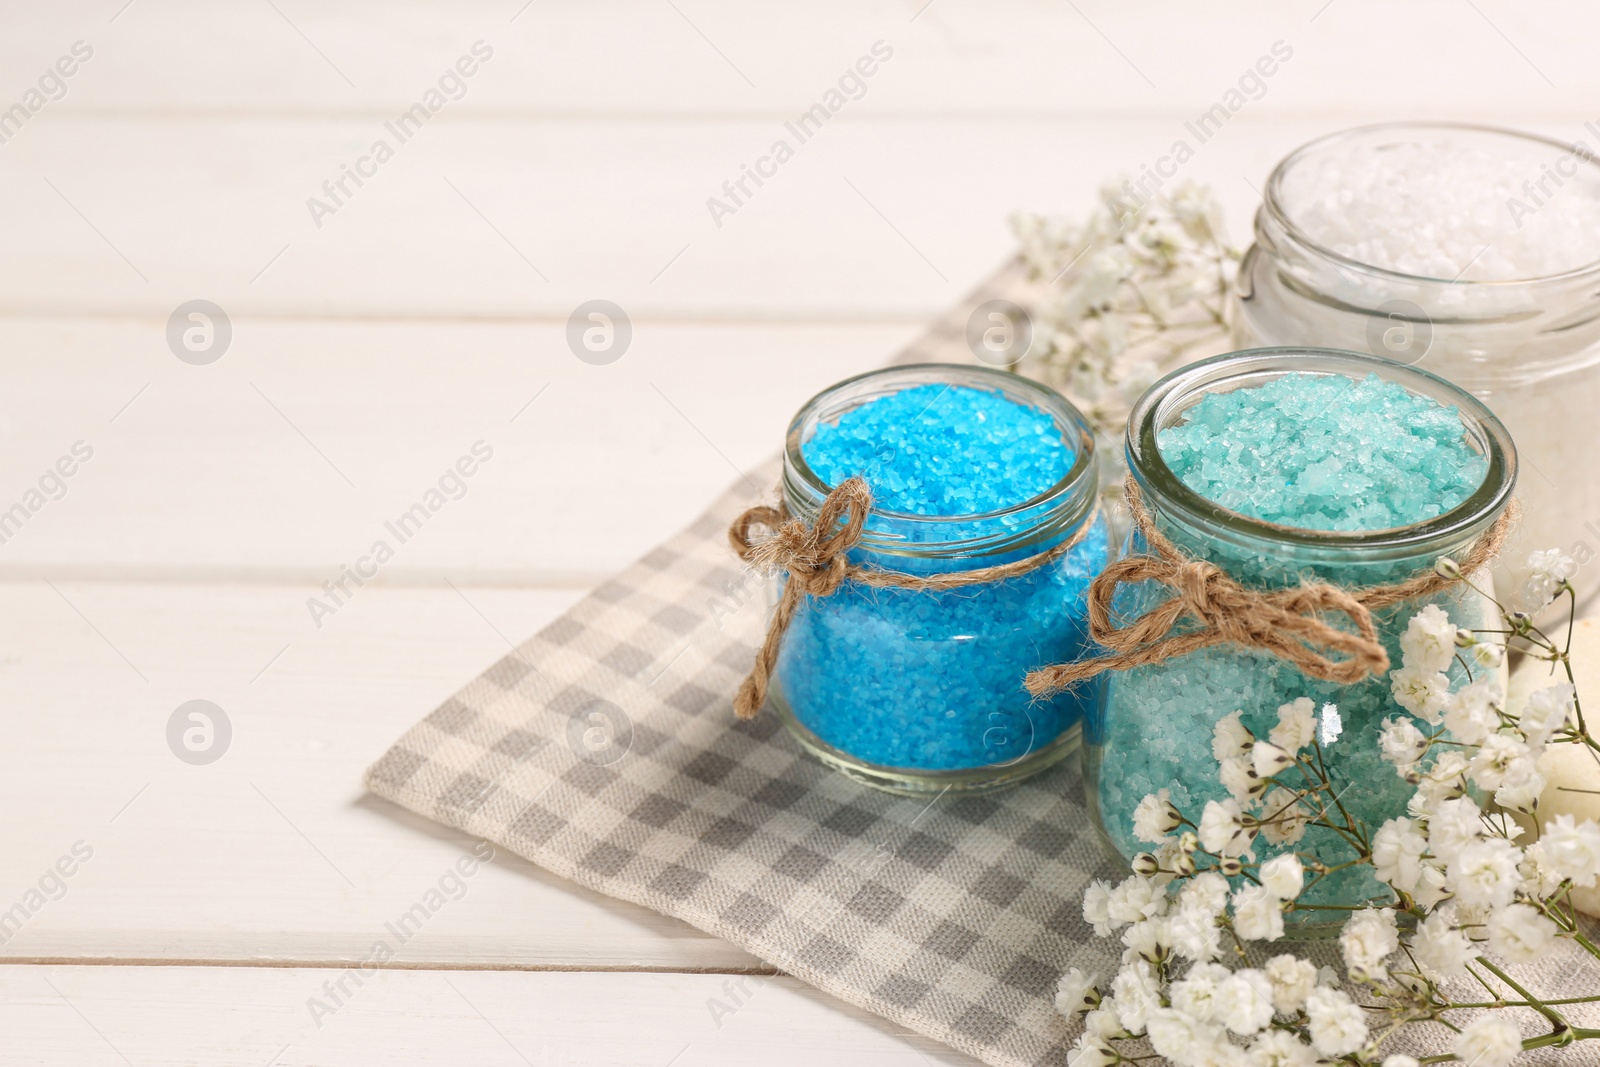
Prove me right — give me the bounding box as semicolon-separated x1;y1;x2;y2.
1475;956;1571;1033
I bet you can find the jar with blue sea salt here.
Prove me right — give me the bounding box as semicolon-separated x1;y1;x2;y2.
1085;348;1517;922
757;364;1108;795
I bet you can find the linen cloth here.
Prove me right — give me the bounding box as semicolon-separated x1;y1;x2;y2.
366;263;1600;1066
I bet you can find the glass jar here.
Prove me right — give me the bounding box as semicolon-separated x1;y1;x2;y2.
1085;348;1516;923
768;364;1109;795
1235;121;1600;614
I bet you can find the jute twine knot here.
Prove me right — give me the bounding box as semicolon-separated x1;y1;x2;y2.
728;476;1097;720
1024;475;1518;698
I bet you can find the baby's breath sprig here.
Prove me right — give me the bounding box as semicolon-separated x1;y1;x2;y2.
1010;181;1239;442
1060;548;1600;1067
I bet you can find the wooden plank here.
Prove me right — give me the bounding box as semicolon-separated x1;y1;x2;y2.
0;582;763;969
0;318;915;583
0;964;984;1066
4;114;1593;321
1;1;1593;119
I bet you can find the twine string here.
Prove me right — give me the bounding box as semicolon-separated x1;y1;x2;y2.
727;476;1098;719
1022;475;1518;698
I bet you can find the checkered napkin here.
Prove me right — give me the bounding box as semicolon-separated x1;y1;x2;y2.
365;265;1133;1067
365;264;1600;1066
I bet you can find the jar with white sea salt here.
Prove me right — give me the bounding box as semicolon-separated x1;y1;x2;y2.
1235;122;1600;613
1084;348;1516;925
736;364;1109;795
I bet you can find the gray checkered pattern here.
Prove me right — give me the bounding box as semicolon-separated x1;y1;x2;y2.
365;262;1600;1066
366;265;1130;1067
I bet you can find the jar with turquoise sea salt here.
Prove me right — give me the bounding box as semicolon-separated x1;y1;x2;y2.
1083;348;1516;923
740;363;1108;795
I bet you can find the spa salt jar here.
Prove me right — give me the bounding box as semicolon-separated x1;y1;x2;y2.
1234;122;1600;612
1063;348;1516;923
728;363;1109;795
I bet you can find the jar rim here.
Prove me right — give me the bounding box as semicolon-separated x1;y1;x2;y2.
1127;347;1518;553
782;363;1098;554
1264;121;1600;288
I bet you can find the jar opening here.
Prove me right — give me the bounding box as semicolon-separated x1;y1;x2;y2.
1128;348;1517;555
1265;121;1600;288
782;364;1099;559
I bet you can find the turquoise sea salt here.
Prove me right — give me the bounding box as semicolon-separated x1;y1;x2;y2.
1093;365;1499;912
773;376;1107;783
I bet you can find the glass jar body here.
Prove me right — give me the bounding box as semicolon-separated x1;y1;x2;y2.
767;363;1106;795
772;514;1110;793
1235;122;1600;614
1084;347;1517;929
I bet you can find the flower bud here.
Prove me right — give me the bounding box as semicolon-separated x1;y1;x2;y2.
1172;852;1196;877
1434;557;1462;580
1454;627;1477;647
1510;611;1533;634
1178;831;1199;855
1132;852;1161;876
1218;856;1243;877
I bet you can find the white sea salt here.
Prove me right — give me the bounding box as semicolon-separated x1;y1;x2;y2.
1279;130;1600;281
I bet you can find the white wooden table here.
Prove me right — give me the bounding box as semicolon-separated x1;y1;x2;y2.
1;3;1594;1062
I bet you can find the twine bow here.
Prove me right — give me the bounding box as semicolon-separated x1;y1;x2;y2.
1024;476;1517;698
728;477;1097;719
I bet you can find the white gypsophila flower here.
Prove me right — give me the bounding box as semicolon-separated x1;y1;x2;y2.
1519;840;1564;897
1449;837;1523;910
1110;958;1161;1035
1263;954;1318;1015
1170;961;1229;1023
1496;770;1547;815
1122;916;1170;963
1378;716;1429;770
1214;969;1274;1037
1248;1028;1317;1067
1220;756;1264;806
1382;1056;1421;1067
1055;967;1102;1016
1106;874;1168;927
1269;697;1317;754
1132;788;1182;843
1520;682;1577;747
1257;789;1310;847
1417;750;1470;804
1305;986;1367;1057
1251;740;1295;779
1391;666;1450;724
1455;1015;1523;1067
1066;1033;1114;1067
1487;902;1559;964
1411;911;1473;979
1413;861;1450;909
1231;884;1285;942
1339;908;1398;983
1400;604;1457;674
1469;732;1538;792
1213;709;1254;763
1199;798;1254;857
1084;1003;1123;1042
1427;795;1485;867
1540;812;1600;888
1258;854;1304;900
1083;879;1115;936
1178;871;1231;919
1443;675;1502;746
1523;548;1577;609
1372;816;1428;892
1146;1007;1229;1067
1169;904;1222;964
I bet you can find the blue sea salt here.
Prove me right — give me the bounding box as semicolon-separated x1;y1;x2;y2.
1096;372;1491;912
777;382;1106;772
